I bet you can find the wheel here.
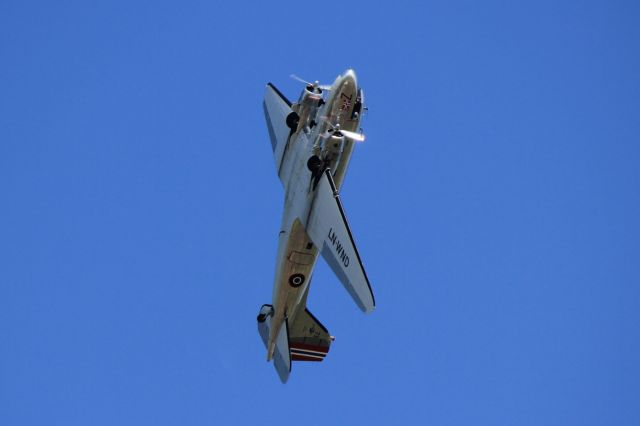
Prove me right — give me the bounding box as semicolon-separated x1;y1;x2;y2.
286;112;299;131
307;155;322;173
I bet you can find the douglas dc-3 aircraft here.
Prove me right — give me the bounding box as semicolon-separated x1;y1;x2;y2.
257;70;375;382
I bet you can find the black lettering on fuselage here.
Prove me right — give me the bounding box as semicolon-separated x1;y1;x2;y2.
327;228;350;268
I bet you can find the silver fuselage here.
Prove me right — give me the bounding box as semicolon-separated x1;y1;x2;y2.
267;70;363;359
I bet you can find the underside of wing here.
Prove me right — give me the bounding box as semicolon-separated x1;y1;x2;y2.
305;170;375;313
263;83;294;173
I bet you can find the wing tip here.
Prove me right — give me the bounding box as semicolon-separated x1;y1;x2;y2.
362;300;376;314
266;82;292;107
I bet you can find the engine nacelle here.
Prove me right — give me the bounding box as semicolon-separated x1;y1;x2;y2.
292;86;324;133
298;84;323;104
321;134;345;172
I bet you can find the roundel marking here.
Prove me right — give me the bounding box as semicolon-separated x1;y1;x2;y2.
288;273;305;288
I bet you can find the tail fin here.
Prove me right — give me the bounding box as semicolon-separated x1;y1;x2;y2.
288;308;332;362
256;305;332;381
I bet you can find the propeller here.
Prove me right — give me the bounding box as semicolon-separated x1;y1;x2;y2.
290;74;332;92
322;123;366;142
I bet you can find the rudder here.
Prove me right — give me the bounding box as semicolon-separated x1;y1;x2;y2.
288;308;332;362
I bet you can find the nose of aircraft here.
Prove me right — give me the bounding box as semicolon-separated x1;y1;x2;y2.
336;69;357;88
343;69;356;80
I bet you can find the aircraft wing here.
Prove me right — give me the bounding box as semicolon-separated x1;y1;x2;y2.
306;169;375;313
263;83;293;173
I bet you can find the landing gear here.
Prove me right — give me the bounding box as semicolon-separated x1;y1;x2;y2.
286;112;300;131
307;155;323;173
307;155;325;191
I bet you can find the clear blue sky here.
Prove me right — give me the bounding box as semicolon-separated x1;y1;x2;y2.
2;1;639;424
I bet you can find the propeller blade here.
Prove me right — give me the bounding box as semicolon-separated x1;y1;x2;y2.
290;74;332;91
290;74;311;85
322;128;365;142
338;129;366;142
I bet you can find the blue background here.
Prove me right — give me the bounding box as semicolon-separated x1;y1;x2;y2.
2;1;639;424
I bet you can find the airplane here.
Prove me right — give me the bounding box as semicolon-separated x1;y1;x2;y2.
257;69;375;383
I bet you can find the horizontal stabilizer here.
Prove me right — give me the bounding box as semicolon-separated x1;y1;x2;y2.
306;170;375;313
273;319;291;383
257;304;272;348
256;305;291;383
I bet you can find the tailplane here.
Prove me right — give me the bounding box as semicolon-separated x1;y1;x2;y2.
257;304;333;382
289;308;332;361
257;305;291;383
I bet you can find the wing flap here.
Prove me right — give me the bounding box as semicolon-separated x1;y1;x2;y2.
306;170;375;313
